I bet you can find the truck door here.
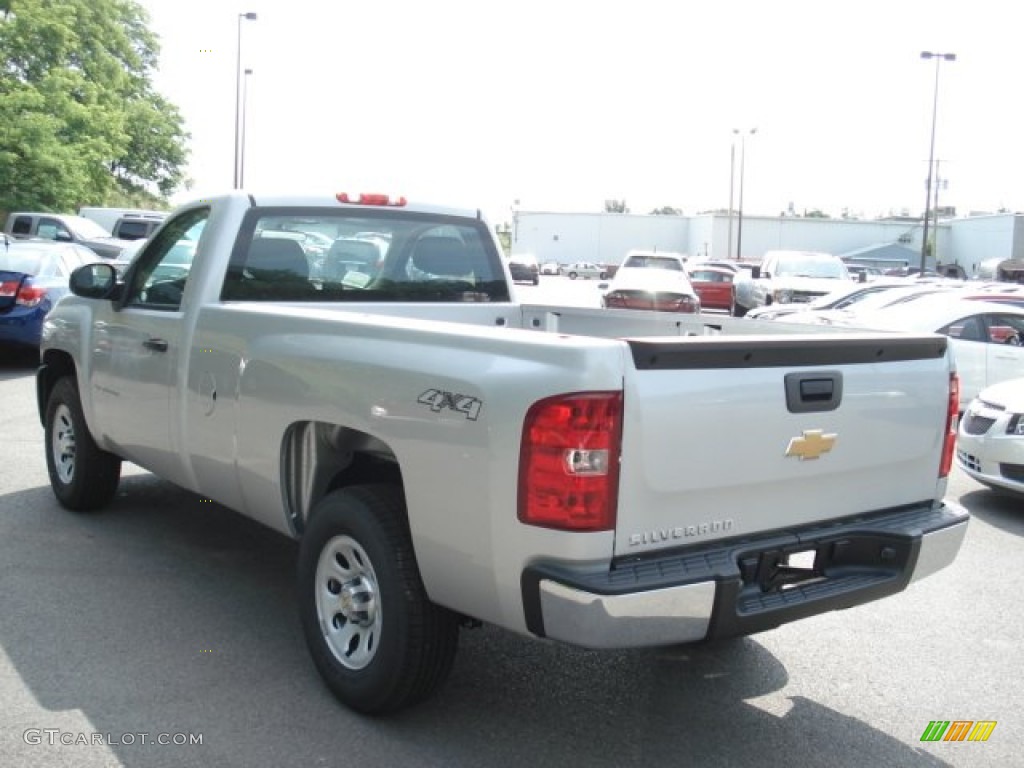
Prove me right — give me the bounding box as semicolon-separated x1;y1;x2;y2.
89;207;209;484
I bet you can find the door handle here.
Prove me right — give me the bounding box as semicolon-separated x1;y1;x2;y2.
143;337;169;352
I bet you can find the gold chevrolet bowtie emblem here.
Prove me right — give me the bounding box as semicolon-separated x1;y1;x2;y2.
785;429;837;460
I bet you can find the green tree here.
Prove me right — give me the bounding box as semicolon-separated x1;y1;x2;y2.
0;0;189;214
604;199;629;213
650;206;682;215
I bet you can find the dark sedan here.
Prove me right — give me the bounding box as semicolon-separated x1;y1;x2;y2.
0;240;99;348
508;255;539;285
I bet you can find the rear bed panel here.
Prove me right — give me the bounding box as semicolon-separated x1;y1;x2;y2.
614;333;951;557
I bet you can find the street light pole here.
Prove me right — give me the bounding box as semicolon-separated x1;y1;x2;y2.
239;68;253;189
234;12;258;189
735;128;757;261
727;129;738;260
919;51;955;274
932;158;945;265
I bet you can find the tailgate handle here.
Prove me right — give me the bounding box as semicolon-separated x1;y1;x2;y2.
785;371;842;413
143;337;169;352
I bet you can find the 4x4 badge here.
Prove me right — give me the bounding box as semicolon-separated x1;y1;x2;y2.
785;429;836;460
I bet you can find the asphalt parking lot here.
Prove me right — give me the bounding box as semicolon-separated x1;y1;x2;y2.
1;304;1021;768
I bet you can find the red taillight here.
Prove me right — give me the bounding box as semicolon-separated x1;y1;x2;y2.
518;392;623;531
336;192;407;207
939;372;959;477
1;279;47;307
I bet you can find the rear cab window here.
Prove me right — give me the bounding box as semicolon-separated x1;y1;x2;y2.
220;208;510;303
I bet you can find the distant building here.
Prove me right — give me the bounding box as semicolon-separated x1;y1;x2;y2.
511;210;1024;278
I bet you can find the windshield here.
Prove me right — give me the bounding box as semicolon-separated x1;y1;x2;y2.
774;254;847;279
221;209;510;303
66;216;113;239
622;255;682;271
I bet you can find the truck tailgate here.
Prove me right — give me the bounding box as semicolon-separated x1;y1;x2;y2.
614;333;951;557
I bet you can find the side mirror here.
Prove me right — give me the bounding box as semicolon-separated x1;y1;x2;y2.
597;281;609;290
69;263;121;300
55;231;73;243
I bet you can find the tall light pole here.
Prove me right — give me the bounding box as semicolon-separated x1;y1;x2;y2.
919;51;955;274
735;127;757;260
727;129;738;260
234;12;258;189
239;68;253;188
932;158;947;265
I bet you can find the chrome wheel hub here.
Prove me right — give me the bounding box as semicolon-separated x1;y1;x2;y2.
52;404;76;484
315;535;381;670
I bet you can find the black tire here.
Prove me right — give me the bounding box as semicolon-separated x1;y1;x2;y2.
731;300;748;318
599;272;608;280
297;485;459;715
44;376;121;511
568;272;578;280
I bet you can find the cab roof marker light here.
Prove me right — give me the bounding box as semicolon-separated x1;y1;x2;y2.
335;193;407;207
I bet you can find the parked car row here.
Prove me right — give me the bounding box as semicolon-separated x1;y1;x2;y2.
750;281;1024;412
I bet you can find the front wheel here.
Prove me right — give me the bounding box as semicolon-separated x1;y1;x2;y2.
297;485;459;715
44;376;121;511
568;272;578;280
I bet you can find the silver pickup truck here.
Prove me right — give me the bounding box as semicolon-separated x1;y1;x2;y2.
37;192;968;714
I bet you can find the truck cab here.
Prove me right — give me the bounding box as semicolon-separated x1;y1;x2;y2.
3;212;133;259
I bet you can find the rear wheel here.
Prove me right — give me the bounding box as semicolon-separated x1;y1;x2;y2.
731;299;748;318
568;272;578;280
44;376;121;511
297;485;459;714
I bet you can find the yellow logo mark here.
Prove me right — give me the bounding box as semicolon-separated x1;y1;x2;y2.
785;429;837;461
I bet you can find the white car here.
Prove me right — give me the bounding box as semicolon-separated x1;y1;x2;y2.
746;279;910;320
563;261;607;280
776;283;955;326
834;294;1024;410
957;378;1024;495
602;250;700;313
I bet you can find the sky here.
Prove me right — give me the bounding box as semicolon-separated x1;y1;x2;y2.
137;0;1024;227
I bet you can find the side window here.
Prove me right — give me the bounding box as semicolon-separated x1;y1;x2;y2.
11;216;33;236
123;207;208;310
985;313;1024;345
38;218;73;242
941;316;986;343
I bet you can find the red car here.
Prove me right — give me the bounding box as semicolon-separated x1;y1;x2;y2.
686;266;735;313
